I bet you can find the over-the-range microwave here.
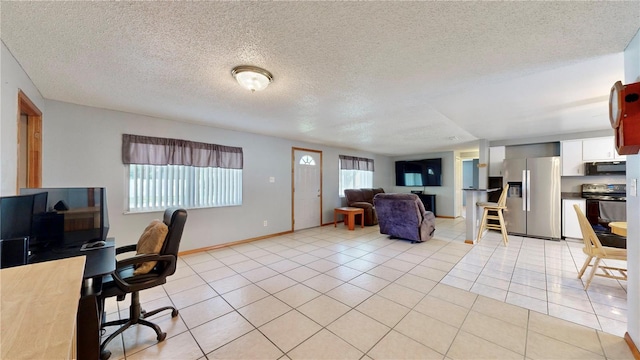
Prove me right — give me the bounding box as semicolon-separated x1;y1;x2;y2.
584;161;626;176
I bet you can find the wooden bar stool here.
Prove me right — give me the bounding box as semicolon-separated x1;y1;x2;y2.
476;184;509;246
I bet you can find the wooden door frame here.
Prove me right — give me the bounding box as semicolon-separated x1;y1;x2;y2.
17;90;42;191
291;147;323;231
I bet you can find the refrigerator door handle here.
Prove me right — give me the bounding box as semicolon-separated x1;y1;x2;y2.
522;170;526;211
526;170;531;212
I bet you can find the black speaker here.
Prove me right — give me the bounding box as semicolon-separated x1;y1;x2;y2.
54;200;69;211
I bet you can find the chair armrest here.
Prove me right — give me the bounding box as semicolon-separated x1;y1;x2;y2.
115;244;137;255
349;202;373;210
112;254;175;291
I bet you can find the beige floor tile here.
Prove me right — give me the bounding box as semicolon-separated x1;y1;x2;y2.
413;295;470;328
259;310;322;352
326;309;390;352
526;331;605;360
209;274;252;294
349;273;391;293
179;296;234;329
221;284;269;309
367;330;444;360
219;253;251;266
126;331;204;360
420;258;457;272
163;274;207;295
190;258;226;273
237;295;292;327
269;259;302;273
377;282;425;308
383;258;417;272
461;311;526;355
303;273;344;293
394;273;438;294
297;295;350;326
168;284;217;310
366;265;405;282
306;258;339;272
446;330;522;360
471;295;529;328
355;294;410;327
344;258;378;272
528;311;603;355
121;312;189;356
191;311;254;354
255;274;298;294
428;283;478;308
394;310;458;354
198;266;237;283
597;331;635;360
288;329;364;360
325;265;363;281
207;329;284;359
408;264;448;282
241;266;279;282
182;252;216;266
274;283;321;307
255;253;286;266
283;266;321;282
326;282;373;307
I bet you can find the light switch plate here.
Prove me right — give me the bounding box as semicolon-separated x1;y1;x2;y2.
630;179;637;197
269;177;275;183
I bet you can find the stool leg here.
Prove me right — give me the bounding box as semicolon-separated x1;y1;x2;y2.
477;207;489;242
497;209;508;246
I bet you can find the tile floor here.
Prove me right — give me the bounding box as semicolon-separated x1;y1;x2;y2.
102;217;634;359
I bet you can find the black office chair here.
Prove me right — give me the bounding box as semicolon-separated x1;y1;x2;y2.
99;208;187;360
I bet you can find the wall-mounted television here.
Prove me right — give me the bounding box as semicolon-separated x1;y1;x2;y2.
395;158;442;186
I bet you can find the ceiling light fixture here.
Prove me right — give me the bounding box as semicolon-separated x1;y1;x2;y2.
231;65;273;92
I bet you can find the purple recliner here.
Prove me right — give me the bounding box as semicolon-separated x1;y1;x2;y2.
373;193;436;243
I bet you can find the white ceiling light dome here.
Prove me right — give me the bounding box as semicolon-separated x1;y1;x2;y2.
231;65;273;92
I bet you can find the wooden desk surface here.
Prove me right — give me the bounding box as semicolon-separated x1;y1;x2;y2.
1;256;86;359
609;222;627;237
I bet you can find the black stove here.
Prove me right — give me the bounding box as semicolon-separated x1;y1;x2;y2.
581;183;626;201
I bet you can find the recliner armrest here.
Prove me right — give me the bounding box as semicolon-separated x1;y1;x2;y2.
349;201;373;210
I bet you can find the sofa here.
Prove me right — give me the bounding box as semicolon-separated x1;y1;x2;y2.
373;193;436;243
343;188;385;226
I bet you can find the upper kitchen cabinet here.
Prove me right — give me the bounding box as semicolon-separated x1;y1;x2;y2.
582;137;626;161
489;146;505;176
561;140;583;176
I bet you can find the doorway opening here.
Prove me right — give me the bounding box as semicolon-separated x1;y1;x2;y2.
291;148;323;231
17;90;42;191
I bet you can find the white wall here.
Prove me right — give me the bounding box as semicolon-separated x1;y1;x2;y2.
1;42;46;195
391;151;456;217
624;27;640;348
40;100;392;251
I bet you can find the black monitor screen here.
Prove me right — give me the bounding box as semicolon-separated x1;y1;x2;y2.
20;187;109;246
0;195;34;240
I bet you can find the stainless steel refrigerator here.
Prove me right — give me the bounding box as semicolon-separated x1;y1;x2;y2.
503;157;561;239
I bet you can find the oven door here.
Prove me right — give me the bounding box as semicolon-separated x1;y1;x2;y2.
585;199;627;233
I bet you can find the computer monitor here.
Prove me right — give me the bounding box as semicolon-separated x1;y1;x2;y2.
0;194;35;240
20;187;109;246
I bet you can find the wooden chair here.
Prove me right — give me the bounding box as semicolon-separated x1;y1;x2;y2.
476;184;509;246
573;204;627;290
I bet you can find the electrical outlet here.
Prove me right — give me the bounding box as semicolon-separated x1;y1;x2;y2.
263;220;268;226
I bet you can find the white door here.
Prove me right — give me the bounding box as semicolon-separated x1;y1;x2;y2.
293;148;322;230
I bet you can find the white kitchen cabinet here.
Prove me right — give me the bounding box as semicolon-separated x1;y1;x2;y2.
562;198;586;239
561;140;583;176
489;146;505;177
582;137;616;162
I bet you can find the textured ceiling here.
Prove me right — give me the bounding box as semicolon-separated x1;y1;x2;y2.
1;2;639;155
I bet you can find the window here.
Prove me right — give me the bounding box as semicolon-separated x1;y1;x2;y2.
299;155;316;165
123;134;243;212
338;155;374;196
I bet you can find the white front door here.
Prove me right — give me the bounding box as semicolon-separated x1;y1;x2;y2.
293;148;322;230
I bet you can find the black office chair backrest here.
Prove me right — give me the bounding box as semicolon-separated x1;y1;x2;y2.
159;208;187;275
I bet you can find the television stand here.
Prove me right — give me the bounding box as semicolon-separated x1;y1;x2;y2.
415;194;436;216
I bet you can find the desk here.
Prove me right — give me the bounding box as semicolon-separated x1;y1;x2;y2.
334;207;365;230
28;239;116;359
1;256;86;359
609;222;627;237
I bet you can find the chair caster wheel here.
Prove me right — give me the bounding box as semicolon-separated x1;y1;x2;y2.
171;309;179;318
157;332;167;342
100;350;112;360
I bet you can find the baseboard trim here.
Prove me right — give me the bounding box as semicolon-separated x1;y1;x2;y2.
464;240;475;245
178;230;294;256
322;221;343;226
625;332;640;360
437;215;456;219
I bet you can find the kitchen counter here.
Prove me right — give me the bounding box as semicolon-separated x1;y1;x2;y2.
462;188;501;244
